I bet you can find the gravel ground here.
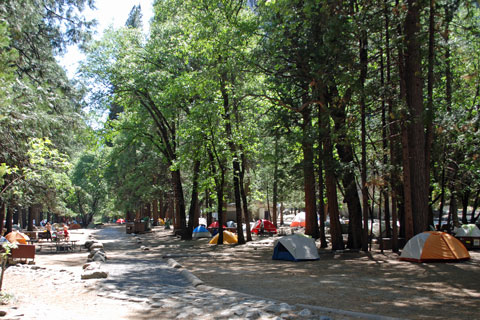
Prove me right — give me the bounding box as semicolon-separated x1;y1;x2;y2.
2;225;478;320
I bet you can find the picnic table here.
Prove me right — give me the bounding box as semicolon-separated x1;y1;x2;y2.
54;237;80;253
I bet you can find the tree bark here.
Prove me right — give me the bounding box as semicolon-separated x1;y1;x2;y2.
239;153;252;241
461;190;470;225
317;109;328;248
359;28;369;252
401;125;414;239
171;168;187;238
152;199;159;225
6;207;12;234
301;107;319;239
272;134;279;228
331;106;363;249
27;206;34;231
404;0;429;235
186;160;201;240
425;0;435;228
380;32;391;239
0;202;5;236
470;190;480;223
323;130;344;250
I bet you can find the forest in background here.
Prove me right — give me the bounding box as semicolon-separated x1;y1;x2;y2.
1;0;480;251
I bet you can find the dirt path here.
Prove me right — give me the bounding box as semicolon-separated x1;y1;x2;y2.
2;225;479;320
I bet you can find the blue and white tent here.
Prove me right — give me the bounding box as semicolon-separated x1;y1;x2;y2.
272;234;319;262
192;225;211;238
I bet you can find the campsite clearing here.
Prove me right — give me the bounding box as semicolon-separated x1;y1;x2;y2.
3;225;480;320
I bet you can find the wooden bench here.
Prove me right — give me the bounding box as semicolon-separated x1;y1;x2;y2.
10;244;35;263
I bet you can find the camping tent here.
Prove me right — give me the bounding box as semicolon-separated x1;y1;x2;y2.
5;231;30;245
454;224;480;237
272;234;319;262
226;221;237;228
251;219;277;234
209;231;238;244
454;224;480;249
290;212;306;228
208;221;226;229
400;231;470;262
192;225;211;238
208;221;227;236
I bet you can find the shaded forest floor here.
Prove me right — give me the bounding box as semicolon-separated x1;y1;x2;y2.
3;225;479;320
146;226;480;319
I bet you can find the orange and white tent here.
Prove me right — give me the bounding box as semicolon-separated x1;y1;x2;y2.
290;212;306;228
400;231;470;262
5;231;30;245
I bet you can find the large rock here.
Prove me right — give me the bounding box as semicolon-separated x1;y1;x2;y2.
84;240;96;249
88;249;105;259
87;251;107;262
82;262;101;270
81;270;108;280
89;242;104;251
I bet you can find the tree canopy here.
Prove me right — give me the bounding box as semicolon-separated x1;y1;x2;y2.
2;0;480;248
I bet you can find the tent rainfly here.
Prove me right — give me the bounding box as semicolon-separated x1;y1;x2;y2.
192;225;211;238
454;224;480;237
290;212;306;228
209;231;238;244
251;219;277;234
5;231;30;245
272;234;319;262
400;231;470;262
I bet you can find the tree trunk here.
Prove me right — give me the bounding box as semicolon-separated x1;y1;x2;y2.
232;156;245;244
206;189;213;227
359;28;369;252
6;207;12;234
323;132;344;250
317;110;328;248
171;169;187;239
221;74;246;244
0;202;5;236
302;108;319;239
438;160;446;230
239;153;252;241
385;0;398;251
470;190;480;223
404;0;429;235
217;171;225;245
380;33;391;239
186;160;201;240
449;191;460;228
272;134;279;228
401;125;414;239
266;181;270;218
152;199;159;225
27;206;34;231
14;208;20;228
425;0;435;228
329;85;363;249
23;208;28;228
461;190;470;225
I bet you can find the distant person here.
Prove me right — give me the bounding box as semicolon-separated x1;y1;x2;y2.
63;225;69;240
45;222;52;241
